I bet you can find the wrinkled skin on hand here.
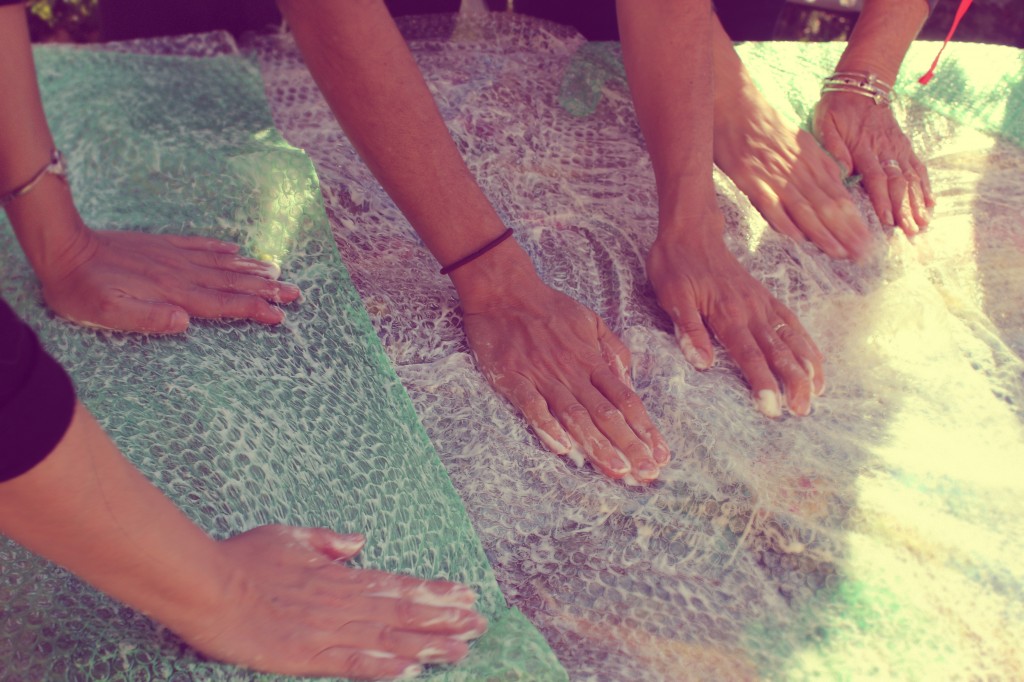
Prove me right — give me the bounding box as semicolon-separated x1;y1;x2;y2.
647;223;825;418
186;525;487;680
461;278;671;484
814;91;934;236
714;92;873;260
38;228;301;334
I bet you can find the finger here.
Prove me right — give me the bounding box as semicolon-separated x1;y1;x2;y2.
816;121;854;174
589;366;671;468
903;161;930;229
779;186;851;259
595;318;633;389
333;622;470;665
912;155;934;208
855;152;895;227
496;375;571;455
887;163;916;236
745;180;807;244
305;529;367;561
189;250;290;284
711;321;782;418
773;304;825;397
670;301;714;370
307;647;423;681
757;322;813;417
349;597;486;638
585;367;662;482
189;265;301;304
89;294;190;334
810;150;873;258
180;287;287;324
352;576;477;610
162;233;242;254
545;384;631;479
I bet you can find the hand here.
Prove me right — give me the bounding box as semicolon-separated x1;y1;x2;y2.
461;275;671;484
647;222;825;418
181;526;487;680
714;91;872;260
814;91;934;237
37;227;301;334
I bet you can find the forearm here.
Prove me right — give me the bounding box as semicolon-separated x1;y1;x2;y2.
0;5;91;279
0;402;230;638
277;0;540;302
837;0;930;82
617;0;717;235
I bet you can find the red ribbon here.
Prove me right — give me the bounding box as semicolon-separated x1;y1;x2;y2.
919;0;974;85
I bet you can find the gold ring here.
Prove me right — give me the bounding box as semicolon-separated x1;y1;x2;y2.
881;159;901;170
772;322;789;334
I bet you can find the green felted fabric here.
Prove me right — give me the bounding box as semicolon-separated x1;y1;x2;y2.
0;48;566;681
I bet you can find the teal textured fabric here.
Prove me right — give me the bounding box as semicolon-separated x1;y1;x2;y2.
0;48;566;681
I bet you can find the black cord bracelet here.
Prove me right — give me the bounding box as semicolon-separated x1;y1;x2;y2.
439;228;515;275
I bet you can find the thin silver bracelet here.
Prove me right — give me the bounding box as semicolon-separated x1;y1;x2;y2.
0;149;68;207
822;71;893;106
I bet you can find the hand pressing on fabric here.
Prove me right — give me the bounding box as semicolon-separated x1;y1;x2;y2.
710;16;872;260
183;527;486;679
34;225;301;334
460;270;671;485
647;218;825;418
714;89;873;260
0;397;486;682
814;90;934;237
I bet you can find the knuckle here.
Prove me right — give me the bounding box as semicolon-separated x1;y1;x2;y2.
561;402;590;425
593;401;619;422
733;342;764;363
616;387;642;411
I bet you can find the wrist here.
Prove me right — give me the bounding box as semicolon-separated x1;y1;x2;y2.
4;174;94;282
447;237;543;311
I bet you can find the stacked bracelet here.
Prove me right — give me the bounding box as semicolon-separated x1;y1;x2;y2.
821;71;893;106
0;149;68;207
439;228;515;275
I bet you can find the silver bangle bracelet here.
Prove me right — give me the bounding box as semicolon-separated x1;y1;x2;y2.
822;71;893;106
0;149;68;207
821;84;892;106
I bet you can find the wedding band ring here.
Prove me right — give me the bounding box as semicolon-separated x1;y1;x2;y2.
772;322;789;334
881;159;901;170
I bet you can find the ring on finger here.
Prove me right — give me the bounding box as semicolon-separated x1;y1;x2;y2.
772;322;789;335
881;159;901;171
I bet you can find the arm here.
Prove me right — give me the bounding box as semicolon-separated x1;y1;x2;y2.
0;304;485;679
0;4;299;333
813;0;934;235
618;0;825;417
711;13;872;260
277;0;670;482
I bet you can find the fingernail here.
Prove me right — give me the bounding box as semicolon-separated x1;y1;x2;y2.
271;308;286;324
609;454;631;475
755;390;782;419
277;283;301;299
410;583;476;608
637;461;660;480
566;444;586;468
653;441;671;466
170;310;189;331
453;621;488;642
416;644;461;664
882;210;894;227
537;428;571;455
396;664;423;680
261;260;282;280
677;331;711;370
621;473;643;487
329;533;365;556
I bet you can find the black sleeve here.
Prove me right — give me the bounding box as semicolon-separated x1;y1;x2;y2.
0;1;26;6
0;298;76;482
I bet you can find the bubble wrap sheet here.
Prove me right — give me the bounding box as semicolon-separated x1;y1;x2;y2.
0;47;564;681
245;14;1024;681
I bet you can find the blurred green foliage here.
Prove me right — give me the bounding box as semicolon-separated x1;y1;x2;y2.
27;0;100;42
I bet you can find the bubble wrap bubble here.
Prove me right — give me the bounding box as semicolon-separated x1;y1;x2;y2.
245;14;1024;680
0;43;565;681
